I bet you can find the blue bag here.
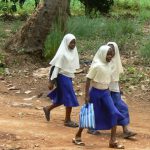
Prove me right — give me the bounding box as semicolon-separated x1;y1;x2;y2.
79;103;95;129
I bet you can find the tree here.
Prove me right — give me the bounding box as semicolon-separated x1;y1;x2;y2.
4;0;68;57
67;0;71;16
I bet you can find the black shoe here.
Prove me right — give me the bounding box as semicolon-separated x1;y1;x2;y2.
87;129;101;135
123;131;137;139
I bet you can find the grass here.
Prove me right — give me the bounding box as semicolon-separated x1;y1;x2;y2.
44;23;64;60
0;0;149;61
114;0;150;10
140;41;150;62
67;16;141;53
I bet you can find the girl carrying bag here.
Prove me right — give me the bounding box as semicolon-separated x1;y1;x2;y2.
79;103;95;129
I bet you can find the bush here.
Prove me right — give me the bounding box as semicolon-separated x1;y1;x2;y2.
79;0;114;15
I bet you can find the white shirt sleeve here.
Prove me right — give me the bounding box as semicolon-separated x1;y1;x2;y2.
109;81;120;92
50;66;60;81
86;66;97;79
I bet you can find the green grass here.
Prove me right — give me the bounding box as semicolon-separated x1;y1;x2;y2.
44;24;64;60
67;16;141;52
114;0;150;9
0;0;149;61
140;41;150;62
0;20;23;47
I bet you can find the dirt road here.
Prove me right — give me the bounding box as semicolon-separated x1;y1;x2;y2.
0;75;150;150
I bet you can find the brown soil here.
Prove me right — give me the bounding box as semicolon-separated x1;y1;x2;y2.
0;53;150;150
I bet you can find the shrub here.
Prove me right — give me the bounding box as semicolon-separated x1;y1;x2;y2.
79;0;114;15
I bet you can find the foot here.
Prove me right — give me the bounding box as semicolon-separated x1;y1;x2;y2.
72;137;85;146
64;121;78;128
109;141;124;149
123;131;137;139
87;129;101;135
43;107;50;121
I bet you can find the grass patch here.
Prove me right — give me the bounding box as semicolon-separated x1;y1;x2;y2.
114;0;150;10
139;41;150;62
120;66;145;86
66;16;141;53
44;24;64;60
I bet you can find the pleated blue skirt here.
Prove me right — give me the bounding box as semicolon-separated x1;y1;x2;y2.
47;74;79;107
89;87;125;130
111;92;130;126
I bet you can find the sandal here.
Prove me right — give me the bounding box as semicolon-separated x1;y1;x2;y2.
87;129;101;135
43;107;50;121
123;131;137;139
109;141;124;149
72;138;85;146
64;121;78;128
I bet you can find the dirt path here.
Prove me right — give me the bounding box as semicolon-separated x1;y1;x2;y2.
0;77;150;150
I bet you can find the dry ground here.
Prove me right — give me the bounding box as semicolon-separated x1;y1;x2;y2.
0;54;150;150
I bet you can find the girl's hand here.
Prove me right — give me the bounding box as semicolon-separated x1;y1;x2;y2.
85;96;90;104
48;82;54;90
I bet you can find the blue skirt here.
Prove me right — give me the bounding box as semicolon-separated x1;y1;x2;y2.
111;92;130;126
47;74;79;107
89;87;125;130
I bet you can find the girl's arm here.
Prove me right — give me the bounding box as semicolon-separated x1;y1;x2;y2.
85;78;91;103
48;66;60;90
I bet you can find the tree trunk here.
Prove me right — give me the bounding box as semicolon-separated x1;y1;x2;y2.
4;0;68;57
67;0;71;16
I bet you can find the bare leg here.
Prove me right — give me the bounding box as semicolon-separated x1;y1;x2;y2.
43;104;61;121
65;107;72;122
64;107;78;127
110;126;117;143
109;126;124;149
75;128;84;138
73;128;85;146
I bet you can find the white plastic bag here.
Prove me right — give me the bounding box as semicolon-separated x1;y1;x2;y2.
79;103;95;129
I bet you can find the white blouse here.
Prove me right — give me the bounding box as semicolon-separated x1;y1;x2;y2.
109;81;120;92
49;66;74;81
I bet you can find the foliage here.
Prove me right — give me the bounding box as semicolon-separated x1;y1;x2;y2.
79;0;114;15
44;24;64;60
140;41;150;62
0;0;39;16
114;0;150;10
67;16;140;52
0;0;149;62
70;0;84;16
120;66;145;86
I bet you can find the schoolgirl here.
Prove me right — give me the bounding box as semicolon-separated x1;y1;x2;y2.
43;33;80;128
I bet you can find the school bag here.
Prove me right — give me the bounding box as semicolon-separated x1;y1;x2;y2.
49;66;57;86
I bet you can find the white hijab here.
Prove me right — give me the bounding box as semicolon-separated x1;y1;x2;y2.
107;42;123;81
87;45;112;84
50;33;80;73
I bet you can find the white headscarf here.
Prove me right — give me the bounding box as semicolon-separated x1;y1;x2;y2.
50;33;80;73
86;45;112;84
107;42;123;81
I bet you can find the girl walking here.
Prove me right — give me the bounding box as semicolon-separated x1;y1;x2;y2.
107;42;137;139
43;33;80;128
73;45;125;149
